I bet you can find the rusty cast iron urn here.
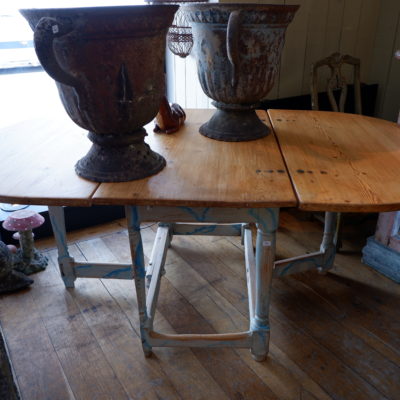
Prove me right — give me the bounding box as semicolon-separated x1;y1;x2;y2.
20;5;178;182
183;3;299;141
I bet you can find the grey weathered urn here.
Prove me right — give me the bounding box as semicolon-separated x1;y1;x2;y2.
20;5;178;182
183;3;299;141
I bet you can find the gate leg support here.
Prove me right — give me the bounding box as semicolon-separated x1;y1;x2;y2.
125;206;152;357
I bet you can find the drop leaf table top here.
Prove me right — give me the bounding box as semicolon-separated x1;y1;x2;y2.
0;108;399;213
269;109;400;212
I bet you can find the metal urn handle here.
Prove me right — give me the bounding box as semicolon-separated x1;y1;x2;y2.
227;10;241;87
34;17;80;88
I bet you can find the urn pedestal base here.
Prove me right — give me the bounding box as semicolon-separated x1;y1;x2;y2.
75;129;166;182
199;107;269;142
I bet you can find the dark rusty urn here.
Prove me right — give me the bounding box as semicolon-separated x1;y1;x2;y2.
183;3;299;142
20;5;178;182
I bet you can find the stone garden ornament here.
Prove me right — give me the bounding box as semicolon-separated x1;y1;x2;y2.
183;3;299;141
0;241;33;294
3;209;48;275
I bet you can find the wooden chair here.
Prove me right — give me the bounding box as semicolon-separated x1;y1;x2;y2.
311;52;362;114
310;52;362;250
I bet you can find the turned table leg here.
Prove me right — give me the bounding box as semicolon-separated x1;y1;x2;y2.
250;208;279;361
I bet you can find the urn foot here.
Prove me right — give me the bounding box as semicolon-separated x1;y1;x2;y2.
75;129;166;182
199;108;269;142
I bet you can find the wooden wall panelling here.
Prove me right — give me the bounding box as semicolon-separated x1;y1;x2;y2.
318;0;346;96
339;0;365;86
278;0;311;99
323;0;345;57
310;0;345;98
301;0;330;95
369;0;400;119
188;54;210;109
381;15;400;121
166;48;176;104
185;54;197;108
353;0;381;83
339;0;362;56
174;52;187;107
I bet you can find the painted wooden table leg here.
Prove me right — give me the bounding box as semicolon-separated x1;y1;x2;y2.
125;205;152;356
250;208;279;361
319;211;338;273
48;206;76;288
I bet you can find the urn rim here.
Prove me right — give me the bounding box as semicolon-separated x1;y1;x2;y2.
19;4;178;13
182;3;300;12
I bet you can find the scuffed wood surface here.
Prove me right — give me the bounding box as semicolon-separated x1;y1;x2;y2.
1;211;399;400
0;118;97;206
93;109;297;208
269;109;400;212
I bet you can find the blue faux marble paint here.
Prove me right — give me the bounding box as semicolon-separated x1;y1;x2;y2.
251;316;270;332
278;257;323;277
127;205;141;231
135;240;146;279
248;208;279;233
125;205;146;278
325;248;336;269
48;208;69;256
75;264;93;270
178;207;210;222
233;224;242;234
103;266;132;278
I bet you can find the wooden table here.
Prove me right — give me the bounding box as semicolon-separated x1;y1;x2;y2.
1;109;399;361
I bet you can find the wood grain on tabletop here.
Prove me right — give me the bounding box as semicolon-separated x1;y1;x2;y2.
92;109;297;208
0;117;98;206
269;109;400;212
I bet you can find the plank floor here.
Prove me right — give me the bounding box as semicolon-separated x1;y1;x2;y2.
1;210;399;400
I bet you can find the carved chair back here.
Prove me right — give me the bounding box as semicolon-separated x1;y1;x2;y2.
311;52;362;114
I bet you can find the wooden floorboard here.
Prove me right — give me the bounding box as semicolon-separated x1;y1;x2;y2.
0;211;399;400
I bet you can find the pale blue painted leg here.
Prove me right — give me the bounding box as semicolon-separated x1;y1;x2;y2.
250;208;279;361
125;205;152;357
48;206;76;288
319;211;338;273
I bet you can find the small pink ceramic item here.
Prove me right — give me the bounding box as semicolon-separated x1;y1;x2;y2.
3;210;48;274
